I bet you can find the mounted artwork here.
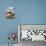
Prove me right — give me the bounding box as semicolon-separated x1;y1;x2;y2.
18;25;46;41
8;32;16;46
6;7;15;19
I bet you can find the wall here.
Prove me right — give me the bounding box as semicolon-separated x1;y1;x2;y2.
0;0;18;44
16;0;46;24
0;0;46;44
